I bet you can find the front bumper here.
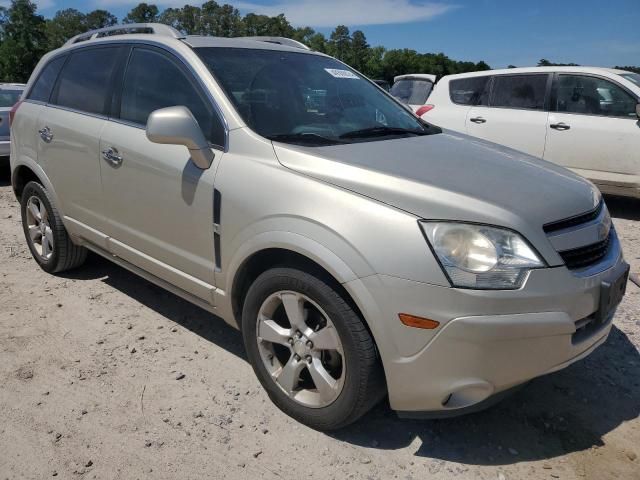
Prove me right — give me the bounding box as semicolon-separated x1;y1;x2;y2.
345;237;627;414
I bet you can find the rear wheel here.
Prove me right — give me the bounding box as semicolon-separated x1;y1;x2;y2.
21;181;87;273
242;267;385;430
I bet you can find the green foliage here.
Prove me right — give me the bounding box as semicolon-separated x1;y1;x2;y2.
0;0;46;82
615;65;640;74
123;3;159;24
537;58;579;67
0;0;497;84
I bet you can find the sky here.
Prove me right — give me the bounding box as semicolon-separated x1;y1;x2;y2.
6;0;640;68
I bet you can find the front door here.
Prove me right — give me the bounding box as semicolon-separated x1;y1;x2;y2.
466;73;550;158
544;73;640;190
99;46;226;301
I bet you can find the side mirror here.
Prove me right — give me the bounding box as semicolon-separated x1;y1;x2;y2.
146;106;214;170
636;103;640;120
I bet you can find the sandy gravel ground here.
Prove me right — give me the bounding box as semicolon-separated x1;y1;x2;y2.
0;169;638;480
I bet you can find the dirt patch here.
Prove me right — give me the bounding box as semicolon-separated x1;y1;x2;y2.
0;170;638;480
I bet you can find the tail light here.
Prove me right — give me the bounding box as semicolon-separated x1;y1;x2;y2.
9;100;23;127
416;104;434;117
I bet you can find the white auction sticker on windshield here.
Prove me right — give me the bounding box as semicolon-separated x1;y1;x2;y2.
324;68;360;79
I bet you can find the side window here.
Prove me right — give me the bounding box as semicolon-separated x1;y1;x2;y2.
54;47;121;115
27;56;66;103
491;74;547;110
120;48;225;147
449;76;491;106
556;75;637;118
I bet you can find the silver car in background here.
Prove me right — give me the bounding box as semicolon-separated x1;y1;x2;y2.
10;24;629;430
0;83;25;167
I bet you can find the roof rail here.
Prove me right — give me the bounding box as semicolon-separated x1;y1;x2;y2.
65;23;184;46
240;36;311;51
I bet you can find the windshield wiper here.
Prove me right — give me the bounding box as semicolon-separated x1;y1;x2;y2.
339;126;427;139
267;132;345;145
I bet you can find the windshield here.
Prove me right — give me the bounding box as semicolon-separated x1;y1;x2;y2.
390;79;433;105
196;48;435;146
0;89;22;108
620;73;640;87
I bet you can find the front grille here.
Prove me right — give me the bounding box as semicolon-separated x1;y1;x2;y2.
543;201;603;233
558;231;611;269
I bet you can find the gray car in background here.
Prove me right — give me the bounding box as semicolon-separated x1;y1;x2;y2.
0;83;25;166
10;24;629;430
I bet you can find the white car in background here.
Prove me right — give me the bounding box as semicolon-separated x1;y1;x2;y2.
390;74;436;116
423;67;640;199
0;83;25;167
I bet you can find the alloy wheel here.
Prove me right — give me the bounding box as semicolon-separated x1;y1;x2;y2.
25;196;54;261
256;291;345;408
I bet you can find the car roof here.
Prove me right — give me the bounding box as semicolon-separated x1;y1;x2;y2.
394;74;437;83
59;23;319;56
0;83;26;89
441;66;633;80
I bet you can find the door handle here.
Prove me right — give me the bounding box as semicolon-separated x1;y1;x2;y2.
470;117;486;124
102;147;123;167
38;126;53;143
550;122;571;131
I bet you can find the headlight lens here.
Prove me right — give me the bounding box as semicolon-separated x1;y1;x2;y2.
420;222;545;290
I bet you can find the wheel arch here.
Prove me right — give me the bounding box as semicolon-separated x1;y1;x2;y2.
12;160;62;211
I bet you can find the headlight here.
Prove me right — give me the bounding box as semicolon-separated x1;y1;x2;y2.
420;222;545;290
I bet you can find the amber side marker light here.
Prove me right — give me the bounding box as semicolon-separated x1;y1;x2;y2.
398;313;440;330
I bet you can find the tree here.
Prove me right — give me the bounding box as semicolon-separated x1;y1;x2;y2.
45;8;85;49
350;30;369;72
615;65;640;74
306;32;327;53
0;0;46;82
327;25;351;62
123;3;159;24
85;10;117;30
538;58;579;67
242;13;271;36
159;5;201;34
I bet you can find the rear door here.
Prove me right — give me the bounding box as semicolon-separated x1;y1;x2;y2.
466;73;551;157
544;73;640;190
37;45;125;232
98;45;225;300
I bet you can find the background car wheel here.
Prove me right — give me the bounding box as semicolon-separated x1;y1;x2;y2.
242;267;385;430
21;181;87;274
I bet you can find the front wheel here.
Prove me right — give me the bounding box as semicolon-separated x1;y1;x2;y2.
242;267;385;430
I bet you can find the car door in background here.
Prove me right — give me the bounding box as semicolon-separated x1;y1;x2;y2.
544;74;640;194
434;75;492;132
38;46;124;232
99;46;225;301
466;74;550;158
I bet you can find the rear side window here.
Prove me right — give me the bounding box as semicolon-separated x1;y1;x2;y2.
28;56;66;103
491;74;547;110
556;74;637;118
0;89;22;107
120;47;225;147
390;79;433;105
54;47;121;115
449;76;490;106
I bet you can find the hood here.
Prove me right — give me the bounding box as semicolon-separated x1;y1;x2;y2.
273;131;600;232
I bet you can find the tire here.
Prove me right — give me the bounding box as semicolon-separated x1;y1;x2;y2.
20;181;87;274
242;267;385;430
